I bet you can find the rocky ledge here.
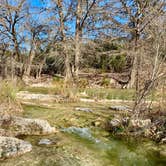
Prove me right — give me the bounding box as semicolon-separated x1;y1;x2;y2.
106;115;166;143
0;116;56;136
0;137;32;159
0;116;57;160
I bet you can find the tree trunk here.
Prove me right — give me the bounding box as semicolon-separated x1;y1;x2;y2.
75;0;82;80
37;56;46;78
58;0;72;84
25;49;35;76
64;44;72;83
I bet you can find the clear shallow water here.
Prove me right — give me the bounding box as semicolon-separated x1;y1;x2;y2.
62;127;166;166
1;103;166;166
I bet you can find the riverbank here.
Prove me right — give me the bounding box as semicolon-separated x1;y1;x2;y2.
1;84;166;165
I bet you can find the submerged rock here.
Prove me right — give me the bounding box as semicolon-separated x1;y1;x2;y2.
109;105;132;112
38;138;55;145
62;127;100;143
0;116;56;136
0;136;32;159
75;107;93;113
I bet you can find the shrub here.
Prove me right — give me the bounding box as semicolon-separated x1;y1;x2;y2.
109;54;126;72
0;80;19;103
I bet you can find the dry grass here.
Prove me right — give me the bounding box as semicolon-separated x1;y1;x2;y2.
0;80;22;116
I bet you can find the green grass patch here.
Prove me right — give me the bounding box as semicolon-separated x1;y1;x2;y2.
84;88;135;100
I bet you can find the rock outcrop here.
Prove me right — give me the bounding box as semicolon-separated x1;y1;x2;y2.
0;116;56;136
0;136;32;159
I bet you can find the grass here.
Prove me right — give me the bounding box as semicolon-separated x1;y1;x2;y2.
22;101;113;129
23;77;165;102
24;86;135;101
83;88;135;100
0;80;19;103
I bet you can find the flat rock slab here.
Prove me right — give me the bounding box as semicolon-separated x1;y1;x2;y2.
38;138;56;145
109;105;132;112
0;116;56;136
0;136;32;159
75;107;93;113
17;91;66;103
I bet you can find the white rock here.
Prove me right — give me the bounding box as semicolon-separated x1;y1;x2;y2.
0;116;56;136
0;136;32;159
75;107;93;113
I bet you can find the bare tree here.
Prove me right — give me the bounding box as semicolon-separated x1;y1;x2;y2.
74;0;96;80
133;15;166;115
0;0;27;62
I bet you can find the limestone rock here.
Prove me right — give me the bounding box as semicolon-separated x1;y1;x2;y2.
38;138;54;145
0;128;14;137
0;136;32;159
0;116;56;136
109;105;132;112
107;115;122;132
75;107;93;113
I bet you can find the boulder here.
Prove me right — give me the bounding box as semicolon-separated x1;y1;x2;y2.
109;118;121;128
106;116;129;132
0;116;56;136
107;115;122;131
0;136;32;159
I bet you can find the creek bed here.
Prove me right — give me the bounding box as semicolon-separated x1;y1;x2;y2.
1;102;166;166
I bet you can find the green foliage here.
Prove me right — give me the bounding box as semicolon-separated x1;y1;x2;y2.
109;54;126;72
102;42;119;51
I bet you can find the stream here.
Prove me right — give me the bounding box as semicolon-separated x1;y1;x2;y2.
1;101;166;166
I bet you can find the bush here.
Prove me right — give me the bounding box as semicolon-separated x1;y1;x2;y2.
0;80;19;103
109;54;126;72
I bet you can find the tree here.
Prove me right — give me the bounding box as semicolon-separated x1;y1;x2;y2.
0;0;28;78
74;0;96;79
133;14;166;115
24;19;49;77
0;0;27;62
